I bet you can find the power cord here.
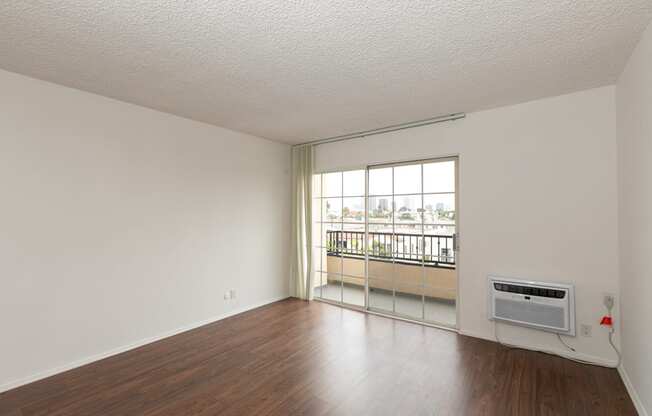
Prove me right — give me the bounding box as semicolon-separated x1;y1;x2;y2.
493;320;619;368
556;333;576;352
608;330;622;368
604;296;622;368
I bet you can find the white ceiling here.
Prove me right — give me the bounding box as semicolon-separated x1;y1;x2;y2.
1;1;651;144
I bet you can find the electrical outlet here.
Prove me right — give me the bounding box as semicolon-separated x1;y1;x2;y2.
224;291;231;300
580;324;592;337
603;293;615;310
230;289;237;299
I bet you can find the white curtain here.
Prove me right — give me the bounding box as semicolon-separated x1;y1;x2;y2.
290;144;314;300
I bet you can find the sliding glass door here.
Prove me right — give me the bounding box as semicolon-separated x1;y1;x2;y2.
313;158;457;327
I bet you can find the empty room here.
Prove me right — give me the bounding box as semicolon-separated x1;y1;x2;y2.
1;1;651;415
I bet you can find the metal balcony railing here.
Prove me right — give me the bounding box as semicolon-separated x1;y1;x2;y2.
326;230;455;268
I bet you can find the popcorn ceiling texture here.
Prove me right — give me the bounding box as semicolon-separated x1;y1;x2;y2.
1;1;650;144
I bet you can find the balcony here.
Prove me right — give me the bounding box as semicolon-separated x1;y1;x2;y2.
315;230;457;326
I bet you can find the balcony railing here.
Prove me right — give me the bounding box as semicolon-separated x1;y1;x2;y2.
326;230;455;268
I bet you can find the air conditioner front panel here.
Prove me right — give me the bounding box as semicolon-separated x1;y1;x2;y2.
488;276;575;336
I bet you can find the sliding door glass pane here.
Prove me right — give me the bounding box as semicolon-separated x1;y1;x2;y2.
424;268;456;326
342;255;365;278
312;201;322;224
394;194;421;225
342;168;365;309
322;222;340;248
423;161;455;193
322;272;342;302
395;285;424;320
368;196;392;223
394;164;421;194
343;276;365;307
369;167;392;196
368;166;393;313
342;223;364;256
369;278;393;312
314;244;326;268
343;170;365;196
423;194;455;225
323;198;342;222
313;271;325;299
393;226;424;320
367;224;392;260
368;221;393;312
312;247;321;299
313;173;323;198
343;197;364;223
323;172;342;197
428;228;454;263
394;225;422;263
323;225;343;303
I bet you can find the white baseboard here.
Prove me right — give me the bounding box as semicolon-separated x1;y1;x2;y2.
458;329;619;367
619;365;649;416
0;295;289;394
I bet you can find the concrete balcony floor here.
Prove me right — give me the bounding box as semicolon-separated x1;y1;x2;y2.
314;283;456;327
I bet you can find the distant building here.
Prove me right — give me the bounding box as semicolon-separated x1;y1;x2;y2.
401;197;414;211
378;198;389;211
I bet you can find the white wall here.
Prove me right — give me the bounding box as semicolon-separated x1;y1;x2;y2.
316;86;620;363
0;69;291;391
617;21;652;416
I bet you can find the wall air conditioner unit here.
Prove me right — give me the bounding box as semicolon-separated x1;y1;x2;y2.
488;275;575;336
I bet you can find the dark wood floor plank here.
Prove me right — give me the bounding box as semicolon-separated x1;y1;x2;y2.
0;299;637;416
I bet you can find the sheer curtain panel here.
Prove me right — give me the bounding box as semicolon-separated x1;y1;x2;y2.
290;145;314;300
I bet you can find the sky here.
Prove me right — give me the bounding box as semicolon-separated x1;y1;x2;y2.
315;161;456;216
318;161;454;197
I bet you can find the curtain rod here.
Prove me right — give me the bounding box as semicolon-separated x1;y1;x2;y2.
293;112;466;147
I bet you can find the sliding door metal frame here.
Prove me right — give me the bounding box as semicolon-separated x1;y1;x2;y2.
421;163;426;321
364;169;370;310
391;166;397;314
317;173;323;299
340;172;344;304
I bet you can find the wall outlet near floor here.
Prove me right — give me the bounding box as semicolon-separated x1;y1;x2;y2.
580;324;592;337
603;293;615;310
230;289;237;300
224;291;232;300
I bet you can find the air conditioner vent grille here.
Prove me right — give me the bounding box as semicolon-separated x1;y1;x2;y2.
493;283;565;299
495;298;565;329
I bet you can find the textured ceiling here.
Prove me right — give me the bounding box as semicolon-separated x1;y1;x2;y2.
1;1;651;144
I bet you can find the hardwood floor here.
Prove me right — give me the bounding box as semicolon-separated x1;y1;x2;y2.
0;298;636;416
